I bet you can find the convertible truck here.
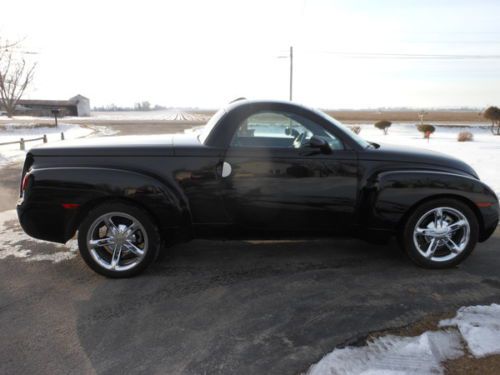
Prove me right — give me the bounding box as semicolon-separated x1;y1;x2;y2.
17;100;499;277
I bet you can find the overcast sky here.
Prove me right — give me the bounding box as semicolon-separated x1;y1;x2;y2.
3;0;500;109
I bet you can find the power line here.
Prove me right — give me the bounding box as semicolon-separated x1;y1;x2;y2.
310;51;500;60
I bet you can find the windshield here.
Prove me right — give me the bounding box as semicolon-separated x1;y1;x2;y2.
198;108;226;144
313;109;372;149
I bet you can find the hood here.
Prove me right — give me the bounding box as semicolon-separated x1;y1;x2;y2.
363;143;479;179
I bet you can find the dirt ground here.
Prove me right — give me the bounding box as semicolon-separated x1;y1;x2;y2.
445;353;500;374
322;109;487;123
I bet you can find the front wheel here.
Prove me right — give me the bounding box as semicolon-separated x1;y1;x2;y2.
78;202;160;278
400;199;479;269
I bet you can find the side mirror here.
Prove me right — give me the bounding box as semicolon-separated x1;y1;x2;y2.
309;135;332;154
285;128;300;137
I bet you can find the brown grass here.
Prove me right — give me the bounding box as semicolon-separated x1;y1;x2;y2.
323;109;486;123
0;109;487;127
195;109;486;123
444;354;500;375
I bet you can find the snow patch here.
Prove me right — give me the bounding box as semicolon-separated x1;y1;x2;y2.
440;304;500;357
0;210;77;263
0;110;210;122
0;123;100;167
308;303;500;375
184;125;204;134
83;110;209;121
307;330;463;375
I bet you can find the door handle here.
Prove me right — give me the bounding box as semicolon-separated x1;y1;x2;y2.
217;161;232;178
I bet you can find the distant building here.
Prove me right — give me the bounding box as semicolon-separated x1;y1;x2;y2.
14;94;91;117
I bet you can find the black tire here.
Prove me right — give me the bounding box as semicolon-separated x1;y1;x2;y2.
399;198;479;269
77;202;161;278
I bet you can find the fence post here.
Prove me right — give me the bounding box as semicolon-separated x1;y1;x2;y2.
43;134;48;143
20;138;25;150
61;132;65;140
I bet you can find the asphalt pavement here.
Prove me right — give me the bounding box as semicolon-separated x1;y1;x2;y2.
1;209;499;374
1;124;500;374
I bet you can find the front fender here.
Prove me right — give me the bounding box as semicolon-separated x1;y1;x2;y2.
18;167;190;243
360;170;499;240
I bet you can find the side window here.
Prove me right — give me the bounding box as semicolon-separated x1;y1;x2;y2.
231;111;344;150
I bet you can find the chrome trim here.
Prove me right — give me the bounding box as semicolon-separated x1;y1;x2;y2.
86;212;148;272
222;161;232;178
413;206;470;262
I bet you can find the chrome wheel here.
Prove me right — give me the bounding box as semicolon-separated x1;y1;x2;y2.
86;212;149;272
413;207;470;263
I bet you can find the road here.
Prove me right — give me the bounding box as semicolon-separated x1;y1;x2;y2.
1;123;500;374
1;214;499;374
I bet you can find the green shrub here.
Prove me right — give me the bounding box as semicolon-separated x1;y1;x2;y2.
417;124;435;139
374;120;391;135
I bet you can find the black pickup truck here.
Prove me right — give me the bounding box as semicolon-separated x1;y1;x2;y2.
17;100;499;277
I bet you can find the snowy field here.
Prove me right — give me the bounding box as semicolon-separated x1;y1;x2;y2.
307;304;500;375
0;209;78;262
90;110;210;121
0;110;210;122
0;123;105;166
356;123;500;198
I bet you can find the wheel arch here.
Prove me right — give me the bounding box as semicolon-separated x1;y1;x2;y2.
69;196;163;237
67;195;192;247
26;166;192;243
361;169;496;241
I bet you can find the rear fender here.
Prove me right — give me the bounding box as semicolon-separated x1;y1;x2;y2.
24;167;190;242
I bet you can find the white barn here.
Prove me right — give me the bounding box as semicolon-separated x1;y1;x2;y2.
70;94;91;116
15;94;91;117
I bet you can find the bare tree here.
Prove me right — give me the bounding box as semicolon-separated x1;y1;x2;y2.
418;110;428;125
483;106;500;135
0;38;36;117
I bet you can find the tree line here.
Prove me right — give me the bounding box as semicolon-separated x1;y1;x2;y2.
92;102;168;112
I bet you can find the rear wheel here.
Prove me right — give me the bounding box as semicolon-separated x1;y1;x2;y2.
400;198;479;268
78;202;160;278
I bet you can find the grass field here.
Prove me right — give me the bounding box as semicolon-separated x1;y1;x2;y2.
0;108;490;127
323;109;486;123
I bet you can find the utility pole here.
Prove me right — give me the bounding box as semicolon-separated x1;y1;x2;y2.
278;46;294;101
289;46;293;101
